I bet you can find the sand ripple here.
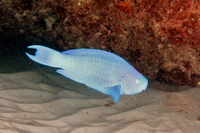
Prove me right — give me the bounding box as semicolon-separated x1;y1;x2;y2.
0;70;200;133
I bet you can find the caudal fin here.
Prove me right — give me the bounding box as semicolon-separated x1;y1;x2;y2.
25;45;61;68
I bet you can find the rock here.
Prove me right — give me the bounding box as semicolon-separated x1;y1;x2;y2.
0;0;200;89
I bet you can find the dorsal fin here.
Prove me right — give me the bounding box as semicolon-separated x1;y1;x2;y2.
61;49;106;55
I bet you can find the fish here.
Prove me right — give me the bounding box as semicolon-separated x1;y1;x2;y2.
25;45;148;103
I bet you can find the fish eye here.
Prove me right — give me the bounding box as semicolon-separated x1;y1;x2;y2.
136;79;140;84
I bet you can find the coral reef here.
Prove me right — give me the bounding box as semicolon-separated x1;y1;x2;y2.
0;0;200;89
144;0;200;86
145;0;200;49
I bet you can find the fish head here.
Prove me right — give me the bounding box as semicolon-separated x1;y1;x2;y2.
122;72;148;95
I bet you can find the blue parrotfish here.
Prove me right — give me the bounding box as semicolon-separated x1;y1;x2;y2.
26;45;148;103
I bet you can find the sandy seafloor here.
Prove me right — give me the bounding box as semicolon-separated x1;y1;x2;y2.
0;55;200;133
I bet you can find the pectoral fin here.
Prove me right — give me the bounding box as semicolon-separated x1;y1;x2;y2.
104;85;121;103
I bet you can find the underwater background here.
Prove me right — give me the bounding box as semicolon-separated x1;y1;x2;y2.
0;0;200;132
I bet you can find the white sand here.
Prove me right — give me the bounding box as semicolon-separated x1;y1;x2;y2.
0;57;200;133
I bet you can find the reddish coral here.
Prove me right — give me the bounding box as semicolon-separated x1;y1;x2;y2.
115;0;135;16
144;0;200;49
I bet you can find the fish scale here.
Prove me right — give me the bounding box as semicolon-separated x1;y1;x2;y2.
26;45;148;103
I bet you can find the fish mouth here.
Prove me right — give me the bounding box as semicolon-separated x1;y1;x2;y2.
141;76;148;92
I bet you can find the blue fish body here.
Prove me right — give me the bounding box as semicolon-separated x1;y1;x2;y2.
26;45;148;103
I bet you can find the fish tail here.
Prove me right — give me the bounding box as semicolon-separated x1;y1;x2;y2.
25;45;62;68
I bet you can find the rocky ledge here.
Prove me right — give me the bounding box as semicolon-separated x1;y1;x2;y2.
0;0;200;90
